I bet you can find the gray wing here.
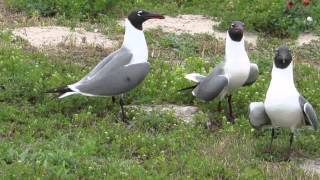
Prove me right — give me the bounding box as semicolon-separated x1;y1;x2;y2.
78;47;133;83
248;102;271;129
193;62;227;101
73;63;150;96
299;96;318;130
208;62;225;78
243;63;259;86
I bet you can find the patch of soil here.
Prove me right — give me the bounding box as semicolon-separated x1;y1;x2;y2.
127;104;198;123
145;15;220;35
12;26;118;49
119;15;258;46
300;158;320;175
296;32;320;46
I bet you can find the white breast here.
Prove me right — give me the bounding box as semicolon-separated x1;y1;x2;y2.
224;32;250;91
264;63;303;130
122;19;148;65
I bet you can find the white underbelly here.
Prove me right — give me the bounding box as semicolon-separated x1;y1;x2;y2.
265;94;303;130
225;64;250;92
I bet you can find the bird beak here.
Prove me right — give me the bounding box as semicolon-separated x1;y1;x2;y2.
145;12;165;19
234;26;244;31
281;54;286;64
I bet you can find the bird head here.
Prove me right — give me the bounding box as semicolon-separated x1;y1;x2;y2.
274;45;293;69
128;10;165;30
228;21;245;42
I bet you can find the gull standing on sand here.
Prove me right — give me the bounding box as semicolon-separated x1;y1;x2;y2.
182;21;259;122
249;45;318;151
46;10;165;123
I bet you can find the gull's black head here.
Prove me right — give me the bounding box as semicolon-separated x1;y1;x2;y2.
274;45;292;69
128;10;164;30
228;21;245;42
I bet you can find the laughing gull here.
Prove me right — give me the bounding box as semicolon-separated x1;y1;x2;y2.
46;10;164;123
249;45;318;150
182;21;259;122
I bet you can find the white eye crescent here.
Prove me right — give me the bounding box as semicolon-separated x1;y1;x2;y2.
137;11;143;16
231;24;235;28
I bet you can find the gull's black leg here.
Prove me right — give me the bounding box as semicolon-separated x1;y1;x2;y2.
227;95;235;123
269;128;275;150
119;96;128;124
217;101;222;112
264;128;275;153
112;96;116;104
283;132;295;161
289;132;294;148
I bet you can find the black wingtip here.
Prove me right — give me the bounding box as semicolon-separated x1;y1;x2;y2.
44;86;72;94
177;85;197;92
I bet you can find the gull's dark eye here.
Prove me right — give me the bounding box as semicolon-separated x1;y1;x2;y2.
231;24;235;28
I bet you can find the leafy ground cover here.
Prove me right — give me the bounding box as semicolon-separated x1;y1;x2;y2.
0;2;320;179
4;0;320;37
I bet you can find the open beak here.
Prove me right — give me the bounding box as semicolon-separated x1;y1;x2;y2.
145;12;165;19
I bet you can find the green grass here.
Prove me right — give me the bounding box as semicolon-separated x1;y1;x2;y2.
1;12;320;179
4;0;320;37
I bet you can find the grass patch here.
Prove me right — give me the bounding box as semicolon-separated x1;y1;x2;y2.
1;19;320;178
4;0;320;37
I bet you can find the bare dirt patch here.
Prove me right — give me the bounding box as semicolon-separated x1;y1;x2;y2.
122;15;320;47
12;26;118;49
11;15;320;51
300;158;320;175
127;104;199;123
296;32;320;46
119;15;258;46
145;15;219;35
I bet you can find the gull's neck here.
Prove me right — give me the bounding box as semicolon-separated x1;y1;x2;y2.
270;62;295;89
122;19;148;64
225;32;248;63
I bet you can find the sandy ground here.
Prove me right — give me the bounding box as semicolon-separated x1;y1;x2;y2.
127;104;198;123
145;15;220;34
141;15;319;46
10;15;258;48
141;15;258;46
12;26;117;49
300;158;320;175
297;32;320;46
13;15;319;49
119;15;257;45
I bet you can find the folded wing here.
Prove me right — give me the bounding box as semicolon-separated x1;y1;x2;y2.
243;63;259;86
248;102;271;129
68;47;152;96
77;47;133;83
299;96;318;130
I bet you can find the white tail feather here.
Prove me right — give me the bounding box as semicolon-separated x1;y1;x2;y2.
59;92;78;99
185;73;205;83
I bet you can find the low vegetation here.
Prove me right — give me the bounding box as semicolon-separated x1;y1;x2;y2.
1;1;320;179
4;0;320;37
1;25;320;178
